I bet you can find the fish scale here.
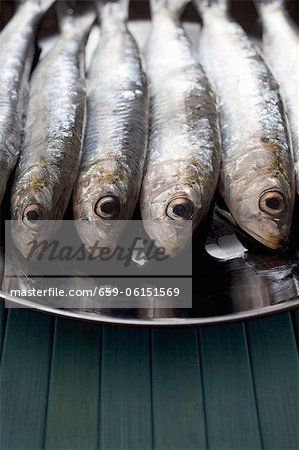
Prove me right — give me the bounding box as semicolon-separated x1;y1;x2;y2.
73;0;148;251
254;0;299;194
140;0;221;255
10;3;95;260
0;0;54;207
194;0;295;250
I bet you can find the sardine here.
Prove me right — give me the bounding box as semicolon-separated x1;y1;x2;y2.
140;0;221;256
73;0;149;251
194;0;295;250
255;0;299;194
0;0;55;207
11;1;95;259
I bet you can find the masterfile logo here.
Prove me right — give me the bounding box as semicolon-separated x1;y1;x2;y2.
4;220;192;310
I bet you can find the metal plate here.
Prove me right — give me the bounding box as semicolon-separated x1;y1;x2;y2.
1;1;299;326
2;209;299;325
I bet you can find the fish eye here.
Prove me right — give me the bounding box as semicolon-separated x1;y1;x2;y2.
166;197;194;220
259;191;286;216
22;204;44;229
94;196;121;219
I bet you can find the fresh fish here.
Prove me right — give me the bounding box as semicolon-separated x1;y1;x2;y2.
194;0;295;250
140;0;221;256
255;0;299;194
11;1;95;259
0;0;55;208
73;0;148;251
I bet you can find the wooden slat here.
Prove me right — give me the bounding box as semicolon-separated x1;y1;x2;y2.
44;318;101;450
246;313;299;450
0;308;54;450
0;301;6;360
199;322;262;450
151;328;206;450
292;308;299;347
99;326;152;450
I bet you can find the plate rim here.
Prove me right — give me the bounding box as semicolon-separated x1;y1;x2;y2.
1;290;298;327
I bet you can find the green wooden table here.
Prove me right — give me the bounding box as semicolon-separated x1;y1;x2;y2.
0;304;298;450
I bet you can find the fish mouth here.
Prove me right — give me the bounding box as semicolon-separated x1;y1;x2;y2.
74;219;125;255
240;226;287;251
12;239;41;262
215;207;288;250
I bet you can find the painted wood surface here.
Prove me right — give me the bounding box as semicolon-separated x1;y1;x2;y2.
246;314;299;450
0;308;298;449
44;319;101;450
99;326;152;450
199;323;262;449
0;309;53;449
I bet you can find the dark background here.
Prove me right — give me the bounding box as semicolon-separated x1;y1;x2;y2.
1;1;299;38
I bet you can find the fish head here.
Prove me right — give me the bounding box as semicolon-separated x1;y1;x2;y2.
228;174;294;250
74;161;138;253
11;166;61;260
141;163;207;256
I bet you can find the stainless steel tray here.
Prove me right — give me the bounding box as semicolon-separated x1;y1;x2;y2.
1;1;299;326
2;209;299;325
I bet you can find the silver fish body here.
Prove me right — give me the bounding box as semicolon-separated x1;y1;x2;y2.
0;0;54;206
11;8;94;259
140;0;221;256
255;0;299;194
195;1;295;250
73;1;148;251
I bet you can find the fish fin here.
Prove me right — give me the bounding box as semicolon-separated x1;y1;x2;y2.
56;1;96;34
149;0;191;18
97;0;129;23
193;0;228;15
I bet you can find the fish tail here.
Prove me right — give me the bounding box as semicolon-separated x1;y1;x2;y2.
193;0;228;15
97;0;129;24
56;1;96;34
254;0;284;14
149;0;191;19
